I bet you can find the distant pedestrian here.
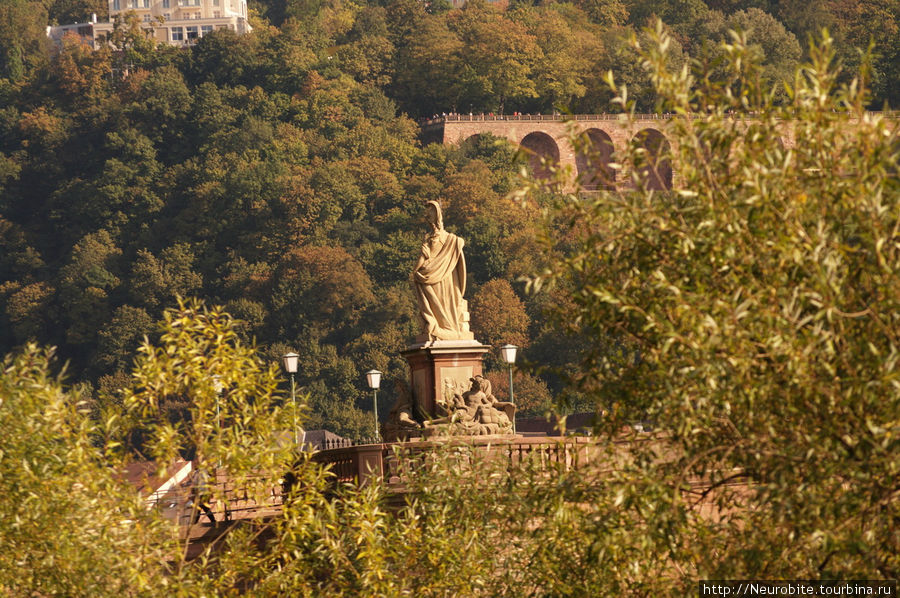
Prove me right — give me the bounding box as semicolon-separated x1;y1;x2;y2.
189;465;216;525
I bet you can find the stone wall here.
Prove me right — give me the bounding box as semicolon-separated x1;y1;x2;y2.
426;114;796;190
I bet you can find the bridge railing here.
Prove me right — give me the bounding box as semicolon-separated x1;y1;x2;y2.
420;110;898;127
311;436;610;487
145;470;284;526
423;113;652;126
150;434;740;527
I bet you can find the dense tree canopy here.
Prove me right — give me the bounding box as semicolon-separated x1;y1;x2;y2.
517;25;899;588
0;0;897;586
1;0;898;440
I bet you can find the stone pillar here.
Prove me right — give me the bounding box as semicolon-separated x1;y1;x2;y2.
402;340;490;420
353;444;385;486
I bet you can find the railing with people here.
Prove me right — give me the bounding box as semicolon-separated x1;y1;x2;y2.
420;113;670;127
419;110;900;128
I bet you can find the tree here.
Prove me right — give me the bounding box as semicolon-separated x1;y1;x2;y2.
94;304;154;373
517;24;900;586
56;230;122;350
128;244;203;314
189;28;264;88
728;8;802;94
0;0;49;82
48;0;107;25
484;369;552;416
2;280;55;344
577;0;628;27
0;345;174;596
117;299;299;475
49;32;112;102
387;13;466;116
448;1;542;114
470;278;530;353
512;4;599;112
105;11;159;73
270;244;375;342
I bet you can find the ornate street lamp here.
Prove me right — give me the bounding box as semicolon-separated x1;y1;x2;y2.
282;352;300;445
212;374;224;468
212;374;223;429
499;344;518;434
365;369;382;440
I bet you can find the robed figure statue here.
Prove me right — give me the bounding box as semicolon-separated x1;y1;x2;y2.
413;201;474;342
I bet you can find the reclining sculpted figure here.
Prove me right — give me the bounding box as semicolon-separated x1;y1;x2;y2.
424;375;515;437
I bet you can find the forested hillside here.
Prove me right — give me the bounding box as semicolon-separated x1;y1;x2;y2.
1;0;897;437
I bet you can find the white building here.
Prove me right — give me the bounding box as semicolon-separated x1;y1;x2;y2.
48;0;250;49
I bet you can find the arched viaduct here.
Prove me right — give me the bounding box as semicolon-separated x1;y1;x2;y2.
421;114;795;190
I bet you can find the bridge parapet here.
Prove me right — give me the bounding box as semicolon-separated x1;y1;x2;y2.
421;112;897;191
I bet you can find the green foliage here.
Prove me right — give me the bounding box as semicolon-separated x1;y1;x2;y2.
95;304;154;372
48;0;107;25
484;368;553;415
0;0;49;82
129;244;203;313
519;24;900;582
470;277;530;352
0;345;174;596
2;0;897;447
118;299;297;470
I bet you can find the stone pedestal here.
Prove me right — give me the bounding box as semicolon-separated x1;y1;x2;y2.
401;340;490;420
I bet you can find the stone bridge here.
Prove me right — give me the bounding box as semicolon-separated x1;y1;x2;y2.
420;113;894;190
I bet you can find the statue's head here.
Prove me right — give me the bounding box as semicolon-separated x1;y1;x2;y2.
426;200;444;231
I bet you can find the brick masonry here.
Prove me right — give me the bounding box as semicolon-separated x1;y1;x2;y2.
424;114;799;189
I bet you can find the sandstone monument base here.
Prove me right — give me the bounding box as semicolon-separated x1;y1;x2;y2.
401;340;490;420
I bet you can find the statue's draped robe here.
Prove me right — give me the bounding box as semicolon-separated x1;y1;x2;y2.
414;230;468;340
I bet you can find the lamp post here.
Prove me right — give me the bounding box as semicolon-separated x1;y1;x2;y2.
212;375;223;468
282;352;300;445
212;375;223;430
365;369;382;441
499;344;518;434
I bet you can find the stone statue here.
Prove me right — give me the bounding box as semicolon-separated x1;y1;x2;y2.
471;376;515;435
423;375;515;437
382;379;423;442
413;201;474;342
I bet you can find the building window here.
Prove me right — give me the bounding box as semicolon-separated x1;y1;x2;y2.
213;10;220;17
164;12;170;19
213;0;219;5
112;0;120;8
171;26;183;41
186;25;198;41
143;13;150;20
162;0;169;6
130;0;137;8
142;0;149;6
201;25;213;36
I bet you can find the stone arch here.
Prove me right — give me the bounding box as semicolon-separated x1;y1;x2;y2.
633;128;672;191
575;128;615;190
520;131;560;179
460;133;486;152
